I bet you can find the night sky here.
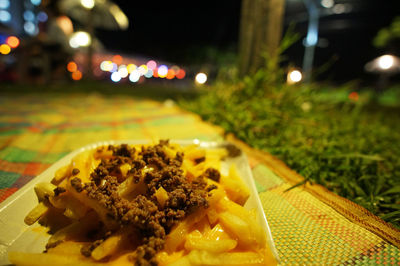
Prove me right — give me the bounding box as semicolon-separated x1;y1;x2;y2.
96;0;400;83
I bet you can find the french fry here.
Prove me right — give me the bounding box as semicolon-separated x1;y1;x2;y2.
92;234;124;261
184;231;237;253
34;182;56;202
46;241;86;256
24;201;50;225
186;250;267;265
52;164;71;184
220;165;250;206
47;211;98;246
155;186;169;208
156;251;185;266
164;209;207;253
8;251;100;266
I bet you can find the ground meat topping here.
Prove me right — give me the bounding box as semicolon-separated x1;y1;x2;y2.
53;186;66;196
70;177;83;192
72;168;80;175
77;140;217;265
202;167;221;182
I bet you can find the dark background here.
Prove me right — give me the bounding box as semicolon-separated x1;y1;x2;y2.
92;1;400;83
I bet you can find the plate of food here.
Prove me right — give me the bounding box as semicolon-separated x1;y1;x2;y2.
0;139;279;265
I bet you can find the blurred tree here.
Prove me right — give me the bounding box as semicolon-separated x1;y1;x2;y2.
238;0;285;77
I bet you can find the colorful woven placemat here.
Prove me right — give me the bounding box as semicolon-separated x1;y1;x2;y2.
0;93;399;265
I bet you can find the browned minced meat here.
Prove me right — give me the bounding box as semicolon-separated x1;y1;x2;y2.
70;177;84;192
79;140;213;265
72;168;80;175
53;186;66;196
194;156;205;165
202;167;221;182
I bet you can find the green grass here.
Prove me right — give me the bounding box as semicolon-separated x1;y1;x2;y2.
178;81;400;229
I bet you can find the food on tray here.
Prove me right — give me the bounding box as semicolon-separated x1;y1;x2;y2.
9;140;276;265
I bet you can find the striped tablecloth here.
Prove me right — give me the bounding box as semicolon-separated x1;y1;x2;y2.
0;92;399;265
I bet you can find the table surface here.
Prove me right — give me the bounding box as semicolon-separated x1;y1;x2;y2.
0;93;399;265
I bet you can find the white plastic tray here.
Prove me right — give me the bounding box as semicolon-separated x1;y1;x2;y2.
0;140;279;265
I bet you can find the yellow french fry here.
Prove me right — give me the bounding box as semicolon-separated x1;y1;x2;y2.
52;164;71;184
24;201;49;225
165;209;207;253
220;165;250;206
34;182;56;202
155;186;169;208
47;211;98;246
184;232;237;253
91;234;123;261
187;250;269;265
8;251;100;266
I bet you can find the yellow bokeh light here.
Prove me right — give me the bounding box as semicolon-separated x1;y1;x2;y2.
127;64;137;73
138;64;148;75
0;44;11;55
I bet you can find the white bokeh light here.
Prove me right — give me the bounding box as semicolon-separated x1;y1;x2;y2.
195;73;207;84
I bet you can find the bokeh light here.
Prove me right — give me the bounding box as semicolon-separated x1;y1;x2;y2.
112;55;123;65
348;91;359;102
0;10;11;23
0;0;10;9
195;73;207;84
37;11;48;22
146;60;157;70
127;64;137;73
321;0;334;8
144;69;153;78
67;61;78;73
176;69;186;79
6;36;20;49
118;65;129;78
71;70;82;81
111;72;122;82
0;44;11;55
166;69;175;80
56;16;73;35
100;61;113;72
152;68;159;78
129;70;140;82
81;0;94;9
377;55;394;70
23;10;35;21
69;31;91;48
287;69;302;84
30;0;41;6
138;64;148;75
24;21;37;35
157;65;168;78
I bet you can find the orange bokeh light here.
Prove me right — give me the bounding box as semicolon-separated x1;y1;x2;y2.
176;69;186;79
6;36;20;49
166;69;175;80
67;62;78;72
71;70;82;81
153;68;159;78
348;91;359;102
56;15;74;35
112;55;123;65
